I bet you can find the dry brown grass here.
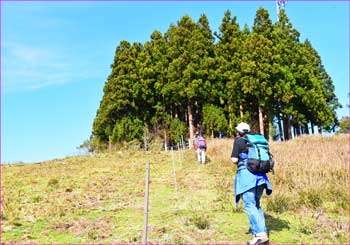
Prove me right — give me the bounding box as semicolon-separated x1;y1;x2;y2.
269;134;349;212
207;134;350;214
206;134;350;243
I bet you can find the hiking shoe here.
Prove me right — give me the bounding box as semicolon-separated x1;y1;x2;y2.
247;234;269;244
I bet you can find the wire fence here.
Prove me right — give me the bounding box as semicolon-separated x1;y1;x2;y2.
164;136;193;152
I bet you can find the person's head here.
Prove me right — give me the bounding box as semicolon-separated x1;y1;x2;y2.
235;122;250;137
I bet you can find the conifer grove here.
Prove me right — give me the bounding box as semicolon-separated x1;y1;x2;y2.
90;8;341;150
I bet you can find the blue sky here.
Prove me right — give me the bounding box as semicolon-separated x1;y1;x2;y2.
2;1;349;163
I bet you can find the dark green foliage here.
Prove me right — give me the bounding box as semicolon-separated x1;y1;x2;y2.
90;8;341;150
338;116;350;133
111;115;144;143
203;104;228;137
215;10;246;133
169;118;186;144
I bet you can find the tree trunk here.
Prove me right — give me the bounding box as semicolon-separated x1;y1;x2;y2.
164;130;168;151
188;102;194;140
250;115;259;134
293;125;296;138
228;105;232;135
318;125;322;135
304;124;309;135
174;103;178;118
258;106;264;135
277;113;284;141
240;104;244;119
249;103;259;133
311;122;315;134
295;123;301;136
283;114;291;140
108;136;112;151
264;119;269;141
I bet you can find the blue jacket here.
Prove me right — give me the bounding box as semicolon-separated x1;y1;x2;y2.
234;160;272;206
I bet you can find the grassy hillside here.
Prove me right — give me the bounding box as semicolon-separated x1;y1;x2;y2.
2;134;349;244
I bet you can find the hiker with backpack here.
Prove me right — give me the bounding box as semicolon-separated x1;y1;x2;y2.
193;131;200;157
230;122;273;245
194;133;207;164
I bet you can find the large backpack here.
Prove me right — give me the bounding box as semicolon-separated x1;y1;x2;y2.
198;136;206;149
245;134;274;174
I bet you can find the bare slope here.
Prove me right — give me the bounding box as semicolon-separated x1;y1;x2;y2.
2;134;349;244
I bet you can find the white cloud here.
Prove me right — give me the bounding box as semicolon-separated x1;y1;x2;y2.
2;3;110;93
2;42;96;93
10;44;51;65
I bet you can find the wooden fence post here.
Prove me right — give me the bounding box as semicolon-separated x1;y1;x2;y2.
171;147;178;192
142;163;150;244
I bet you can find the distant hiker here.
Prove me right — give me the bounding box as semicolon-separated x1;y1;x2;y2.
230;122;272;245
194;133;207;164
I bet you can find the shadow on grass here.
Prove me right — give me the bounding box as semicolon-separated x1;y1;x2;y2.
265;213;290;232
245;213;290;235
